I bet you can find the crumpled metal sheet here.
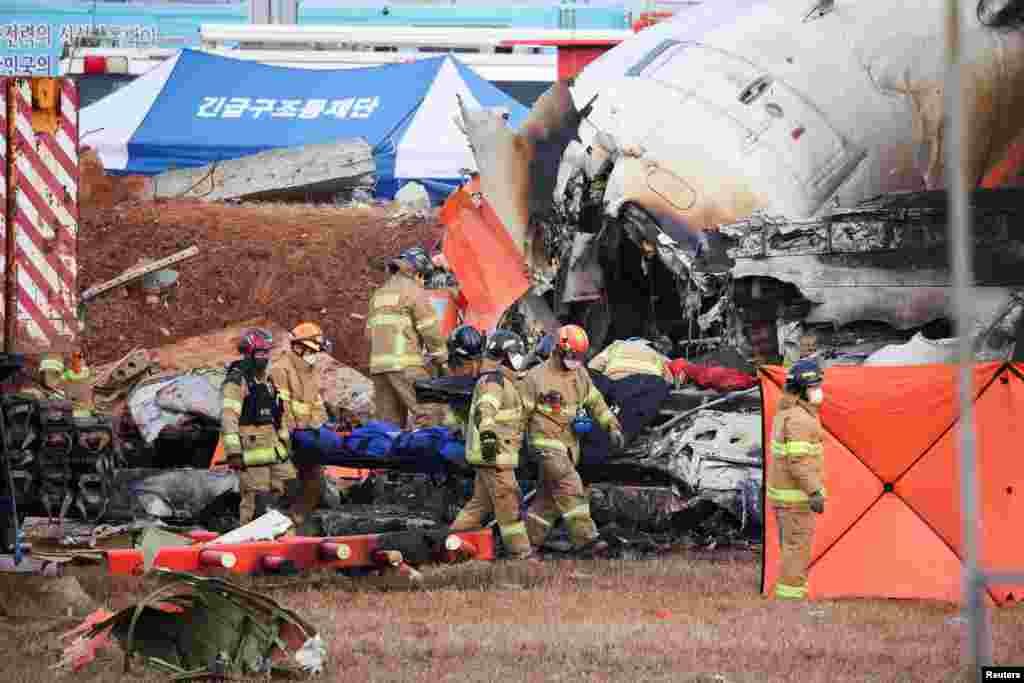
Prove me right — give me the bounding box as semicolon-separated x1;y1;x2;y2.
648;409;764;533
73;570;323;678
105;467;239;522
128;377;185;444
455;82;596;273
731;253;1021;330
617;203;709;293
589;484;686;533
154;369;226;420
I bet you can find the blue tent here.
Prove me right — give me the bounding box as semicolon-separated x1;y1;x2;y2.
80;48;529;201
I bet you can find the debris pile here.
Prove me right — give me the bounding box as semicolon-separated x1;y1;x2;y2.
60;570;325;678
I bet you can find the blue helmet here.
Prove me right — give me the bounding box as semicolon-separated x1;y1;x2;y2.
448;324;486;366
786;357;824;393
390;246;431;276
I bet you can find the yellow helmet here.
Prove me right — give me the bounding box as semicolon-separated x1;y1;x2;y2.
291;322;330;354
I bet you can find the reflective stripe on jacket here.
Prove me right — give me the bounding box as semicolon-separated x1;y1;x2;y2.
521;357;621;459
465;366;527;469
270;348;328;434
365;273;447;374
588;340;672;382
221;368;288;466
767;394;826;506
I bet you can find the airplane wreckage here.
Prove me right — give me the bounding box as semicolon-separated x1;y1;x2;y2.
9;0;1024;562
450;0;1024;358
436;0;1024;541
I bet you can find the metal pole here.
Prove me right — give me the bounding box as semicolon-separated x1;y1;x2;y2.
944;0;991;676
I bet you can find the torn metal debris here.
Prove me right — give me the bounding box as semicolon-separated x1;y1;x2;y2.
62;571;325;678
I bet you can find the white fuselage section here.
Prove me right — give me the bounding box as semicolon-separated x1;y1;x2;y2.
567;0;1024;230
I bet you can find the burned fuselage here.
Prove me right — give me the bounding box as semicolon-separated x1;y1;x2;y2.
449;0;1024;361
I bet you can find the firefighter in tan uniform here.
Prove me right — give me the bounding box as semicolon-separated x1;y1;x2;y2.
366;247;448;428
221;329;296;526
521;325;624;557
450;329;533;559
768;357;827;600
63;352;97;418
588;337;674;383
441;325;488;434
270;321;332;531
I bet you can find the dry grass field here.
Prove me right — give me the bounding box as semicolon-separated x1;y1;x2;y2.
1;548;1022;682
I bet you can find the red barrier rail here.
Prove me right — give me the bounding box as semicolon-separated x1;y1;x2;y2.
105;530;495;577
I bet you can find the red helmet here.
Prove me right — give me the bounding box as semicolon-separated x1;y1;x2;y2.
556;325;589;365
238;328;273;359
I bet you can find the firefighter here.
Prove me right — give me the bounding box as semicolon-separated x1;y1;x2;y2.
449;329;533;559
221;329;296;526
521;324;624;557
768;357;827;600
365;246;448;428
587;336;675;445
587;337;674;383
63;351;96;418
442;324;487;434
271;321;332;531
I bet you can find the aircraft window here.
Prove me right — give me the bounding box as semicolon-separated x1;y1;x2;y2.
625;39;682;76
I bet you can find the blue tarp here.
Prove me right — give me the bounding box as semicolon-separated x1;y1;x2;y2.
80;49;529;202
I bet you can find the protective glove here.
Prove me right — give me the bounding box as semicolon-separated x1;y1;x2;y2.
609;430;625;451
480;430;499;463
808;491;825;514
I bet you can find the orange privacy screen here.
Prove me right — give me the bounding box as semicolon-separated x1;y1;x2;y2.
761;362;1024;605
439;178;529;333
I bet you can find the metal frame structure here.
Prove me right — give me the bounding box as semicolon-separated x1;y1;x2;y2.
946;0;1024;677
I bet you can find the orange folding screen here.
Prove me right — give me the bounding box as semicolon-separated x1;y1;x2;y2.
761;362;1024;605
439;178;529;333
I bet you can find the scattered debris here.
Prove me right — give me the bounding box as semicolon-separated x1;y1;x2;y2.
139;526;193;573
64;570;324;678
209;509;293;545
149;138;376;203
80;245;199;302
54;608;116;674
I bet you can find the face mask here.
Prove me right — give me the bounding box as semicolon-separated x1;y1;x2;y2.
302;352;321;367
250;358;269;373
562;358;582;370
507;353;524;371
807;387;823;405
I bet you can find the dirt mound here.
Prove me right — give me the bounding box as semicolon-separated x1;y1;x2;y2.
79;199;444;373
78;148;150;210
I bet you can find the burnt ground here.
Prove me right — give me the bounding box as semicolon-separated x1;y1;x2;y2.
77;150;443;374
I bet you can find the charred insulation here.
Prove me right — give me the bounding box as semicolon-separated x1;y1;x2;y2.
979;0;1024;28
